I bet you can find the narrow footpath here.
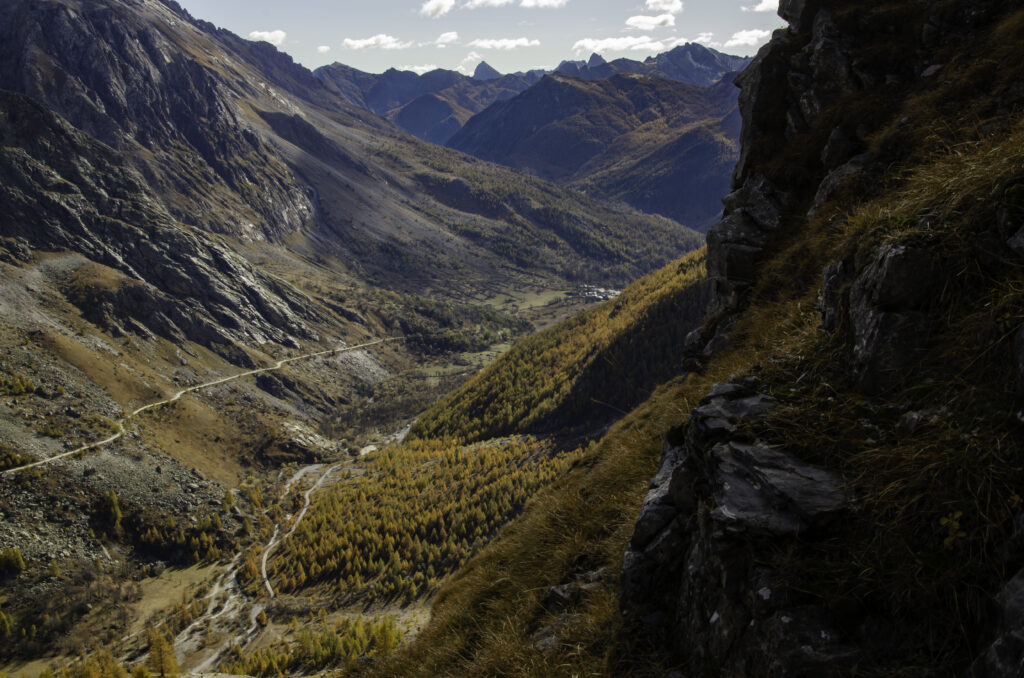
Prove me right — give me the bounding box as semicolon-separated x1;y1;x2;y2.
1;338;397;476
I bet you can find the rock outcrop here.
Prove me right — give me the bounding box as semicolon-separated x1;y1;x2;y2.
0;89;318;358
624;0;1024;673
818;244;940;393
621;382;854;674
973;563;1024;678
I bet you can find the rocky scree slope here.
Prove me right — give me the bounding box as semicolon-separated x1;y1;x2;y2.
0;89;318;357
620;0;1024;674
448;72;741;231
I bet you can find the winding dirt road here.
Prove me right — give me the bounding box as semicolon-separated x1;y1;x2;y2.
260;462;341;597
1;338;396;476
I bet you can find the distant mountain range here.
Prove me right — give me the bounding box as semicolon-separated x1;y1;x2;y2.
448;72;742;230
314;44;750;146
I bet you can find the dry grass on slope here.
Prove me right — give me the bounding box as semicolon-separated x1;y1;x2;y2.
360;297;813;678
737;117;1024;674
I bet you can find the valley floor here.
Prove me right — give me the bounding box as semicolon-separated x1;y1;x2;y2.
0;250;607;678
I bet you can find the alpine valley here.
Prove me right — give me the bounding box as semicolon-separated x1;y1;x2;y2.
1;0;1023;677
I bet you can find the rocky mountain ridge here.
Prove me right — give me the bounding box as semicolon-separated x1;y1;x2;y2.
314;42;749;146
554;43;750;87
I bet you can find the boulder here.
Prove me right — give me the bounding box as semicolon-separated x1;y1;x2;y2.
544;581;602;611
808;153;870;219
821;125;859;169
709;442;847;537
848;245;939;392
721;175;784;232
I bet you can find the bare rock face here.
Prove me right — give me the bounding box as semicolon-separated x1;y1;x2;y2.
621;383;854;675
816;244;941;393
707;1;876;317
972;511;1024;678
847;245;938;392
706;175;786;299
0;0;317;241
0;89;318;360
778;0;820;33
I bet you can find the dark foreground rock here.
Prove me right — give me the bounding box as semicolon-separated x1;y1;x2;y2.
621;383;856;675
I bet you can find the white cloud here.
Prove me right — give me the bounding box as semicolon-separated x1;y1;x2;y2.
420;0;456;18
456;50;484;74
742;0;777;11
625;14;675;31
468;37;540;49
436;31;459;46
724;28;771;47
465;0;515;7
342;34;415;50
693;32;721;47
399;64;440;74
316;45;331;54
572;35;666;54
248;30;286;46
645;0;683;13
520;0;568;7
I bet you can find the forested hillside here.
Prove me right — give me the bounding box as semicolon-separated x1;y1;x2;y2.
410;249;709;442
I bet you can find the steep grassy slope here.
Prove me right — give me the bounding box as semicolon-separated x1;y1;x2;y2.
409;249;709;443
447;73;739;230
363;1;1024;676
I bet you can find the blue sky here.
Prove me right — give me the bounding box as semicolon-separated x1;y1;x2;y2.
176;0;785;75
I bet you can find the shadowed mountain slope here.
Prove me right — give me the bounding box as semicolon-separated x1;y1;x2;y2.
448;73;741;230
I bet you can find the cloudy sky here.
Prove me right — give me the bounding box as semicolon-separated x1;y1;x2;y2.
176;0;785;75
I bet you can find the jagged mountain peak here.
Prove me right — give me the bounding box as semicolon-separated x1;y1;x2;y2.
473;61;502;81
